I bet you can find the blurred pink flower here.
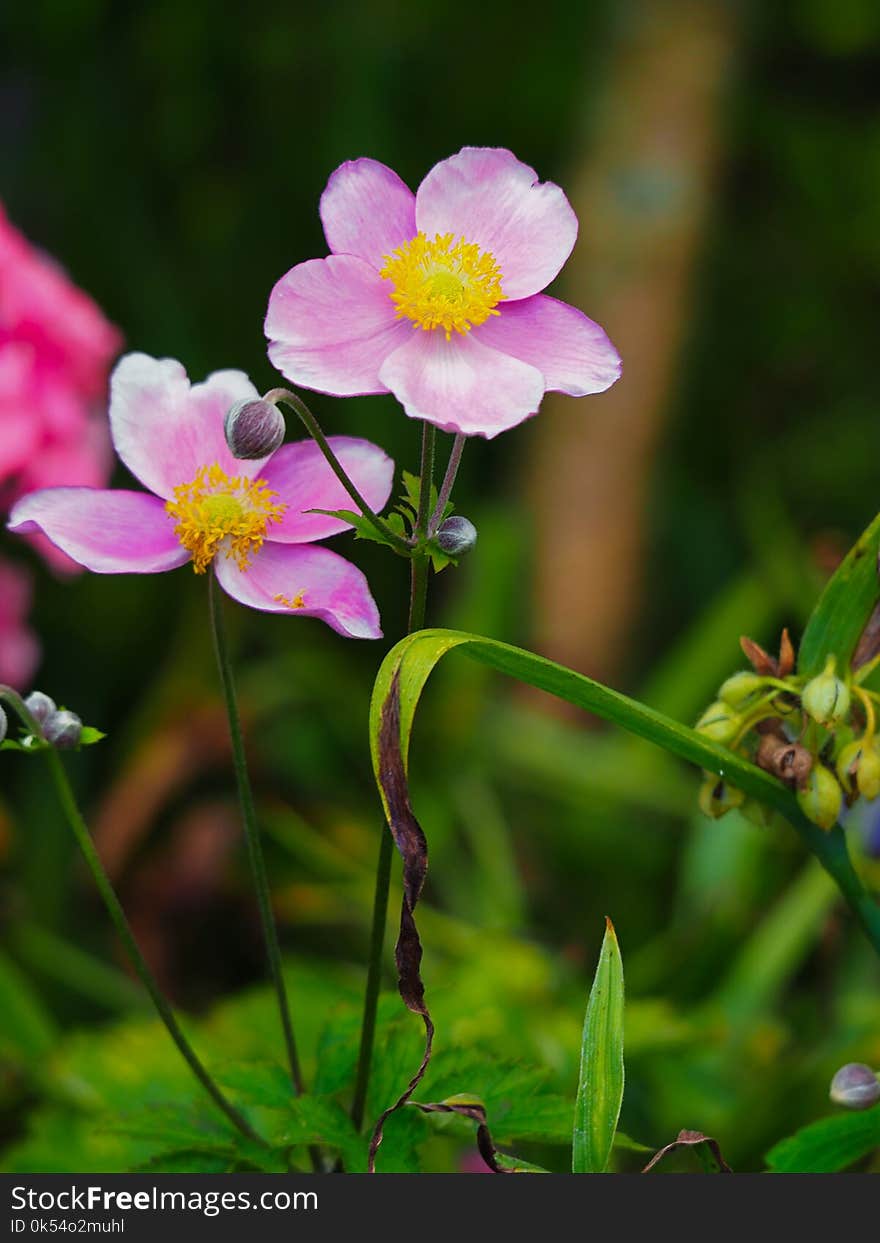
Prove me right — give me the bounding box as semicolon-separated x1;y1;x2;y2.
9;353;393;639
266;147;621;439
0;557;39;689
0;201;121;570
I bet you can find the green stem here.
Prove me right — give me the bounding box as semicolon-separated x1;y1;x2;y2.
350;423;435;1132
0;688;261;1145
793;813;880;957
264;388;411;555
207;573;305;1095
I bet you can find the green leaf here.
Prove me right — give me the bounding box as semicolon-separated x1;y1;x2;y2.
78;726;106;746
798;509;880;677
307;508;400;548
368;629;880;955
133;1149;235;1173
572;918;625;1173
766;1106;880;1172
213;1061;294;1109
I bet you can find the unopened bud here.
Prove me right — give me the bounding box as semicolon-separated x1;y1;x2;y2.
698;775;745;820
24;690;56;731
837;739;880;800
44;709;82;750
830;1063;880;1110
796;764;842;830
0;705;7;745
224;399;285;460
695;701;741;746
801;656;850;728
436;515;478;557
718;671;764;708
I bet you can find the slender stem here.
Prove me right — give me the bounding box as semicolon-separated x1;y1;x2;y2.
428;433;466;535
264;388;411;555
350;424;435;1132
207;574;305;1095
0;687;261;1145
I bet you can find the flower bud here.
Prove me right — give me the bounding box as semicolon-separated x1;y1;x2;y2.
436;515;478;557
698;775;745;820
718;671;764;708
837;738;880;800
24;690;56;731
801;656;850;728
796;765;843;831
224;399;285;460
0;705;7;745
829;1063;880;1110
695;701;741;745
43;709;82;750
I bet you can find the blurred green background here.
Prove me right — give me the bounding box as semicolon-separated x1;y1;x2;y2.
2;0;880;1172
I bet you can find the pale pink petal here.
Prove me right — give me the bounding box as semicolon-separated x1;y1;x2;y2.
320;158;416;268
378;330;545;439
0;625;39;689
265;255;408;396
7;488;189;574
110;354;265;499
474;294;621;396
214;542;381;638
415;147;578;300
260;437;394;543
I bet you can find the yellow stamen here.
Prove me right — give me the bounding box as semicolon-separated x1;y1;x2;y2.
379;231;504;339
165;462;286;574
274;591;306;610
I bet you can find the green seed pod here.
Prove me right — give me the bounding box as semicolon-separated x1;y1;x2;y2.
698;775;745;820
856;743;880;800
801;656;850;727
829;1063;880;1110
695;701;741;745
718;671;765;708
796;765;843;831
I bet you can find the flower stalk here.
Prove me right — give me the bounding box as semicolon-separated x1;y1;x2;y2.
0;687;262;1146
207;572;305;1096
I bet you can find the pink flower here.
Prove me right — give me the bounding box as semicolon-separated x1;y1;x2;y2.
265;147;621;439
0;201;121;569
7;354;395;639
0;557;39;689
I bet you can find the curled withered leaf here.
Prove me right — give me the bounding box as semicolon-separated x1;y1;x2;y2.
642;1129;732;1173
756;732;813;790
368;670;434;1173
778;627;796;678
740;635;778;677
410;1095;512;1174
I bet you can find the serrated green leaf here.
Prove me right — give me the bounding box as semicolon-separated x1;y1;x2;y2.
798;509;880;677
214;1061;294;1109
766;1106;880;1172
572;918;625;1173
307;508;400;548
133;1149;234;1173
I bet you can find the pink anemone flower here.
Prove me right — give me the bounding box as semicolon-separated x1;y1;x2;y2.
7;353;394;640
265;146;621;439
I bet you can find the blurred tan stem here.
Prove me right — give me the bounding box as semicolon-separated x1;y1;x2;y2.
528;0;739;689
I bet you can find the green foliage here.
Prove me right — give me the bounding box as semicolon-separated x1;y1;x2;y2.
766;1107;880;1173
573;919;625;1173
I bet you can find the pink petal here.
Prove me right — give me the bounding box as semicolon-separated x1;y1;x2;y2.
7;488;189;574
265;254;408;396
110;353;266;499
474;295;621;396
378;330;545;439
260;437;394;543
415;147;578;301
0;625;39;690
320;158;416;269
214;542;382;638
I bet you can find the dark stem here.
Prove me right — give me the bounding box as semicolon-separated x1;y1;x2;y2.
207;574;306;1094
264;388;411;555
0;690;261;1146
428;433;466;535
350;423;435;1132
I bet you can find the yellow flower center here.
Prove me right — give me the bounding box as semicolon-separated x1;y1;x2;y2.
379;231;505;339
165;462;286;574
